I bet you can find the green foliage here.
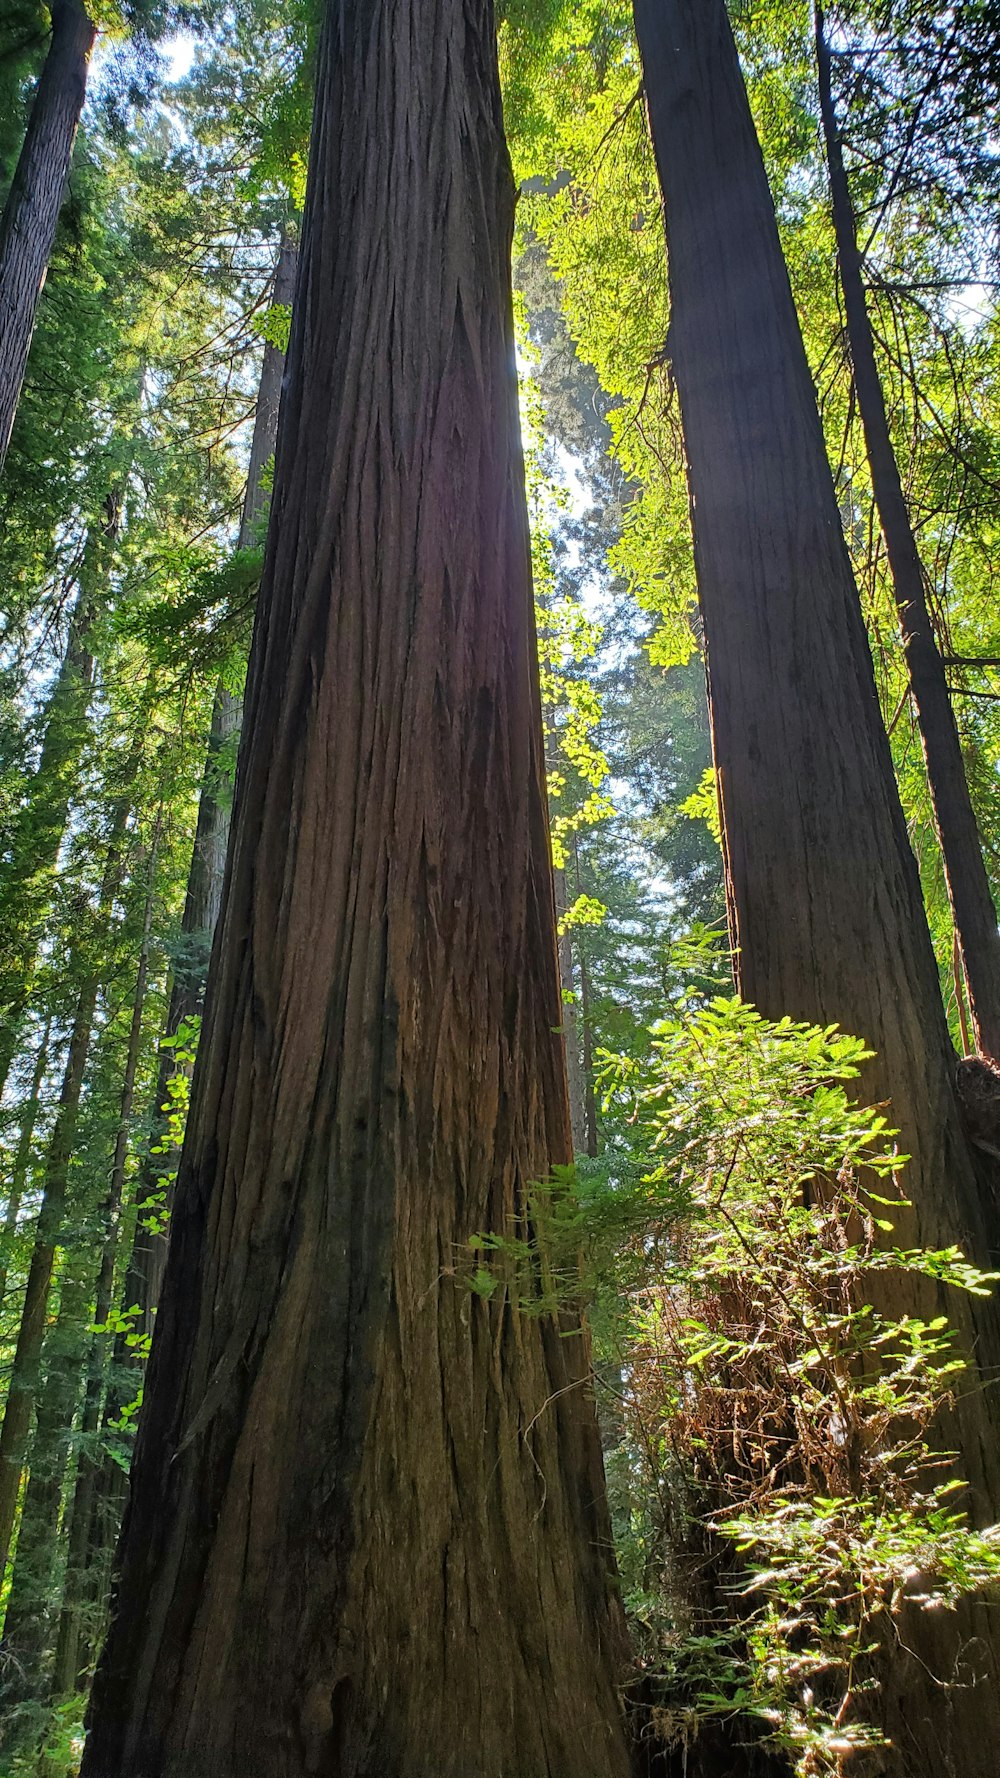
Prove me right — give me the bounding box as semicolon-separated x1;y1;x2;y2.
471;995;1000;1772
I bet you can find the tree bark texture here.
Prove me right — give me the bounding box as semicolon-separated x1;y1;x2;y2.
815;3;1000;1065
634;2;1000;1772
0;0;96;465
82;6;630;1775
68;256;301;1687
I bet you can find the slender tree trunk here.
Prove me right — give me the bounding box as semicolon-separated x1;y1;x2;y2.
0;1262;89;1722
578;945;599;1160
81;5;630;1772
573;839;599;1159
49;847;158;1698
555;867;588;1153
815;2;1000;1064
0;588;95;1097
0;795;132;1583
633;3;1000;1771
0;1019;50;1312
0;0;96;465
0;977;96;1584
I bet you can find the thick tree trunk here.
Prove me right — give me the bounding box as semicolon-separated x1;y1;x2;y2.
81;5;630;1773
0;0;96;465
60;244;301;1692
815;3;1000;1064
633;2;1000;1772
0;1020;50;1312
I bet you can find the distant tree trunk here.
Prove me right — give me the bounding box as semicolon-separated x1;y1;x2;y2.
0;588;95;1098
0;976;96;1585
634;2;1000;1772
81;4;630;1772
555;866;588;1153
573;839;599;1159
815;2;1000;1064
0;795;132;1583
0;0;96;465
0;1019;50;1312
49;847;158;1699
0;1262;90;1721
578;945;599;1160
0;487;124;1101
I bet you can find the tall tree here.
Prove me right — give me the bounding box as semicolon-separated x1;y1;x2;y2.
815;0;1000;1064
81;2;631;1773
632;0;1000;1771
0;0;97;465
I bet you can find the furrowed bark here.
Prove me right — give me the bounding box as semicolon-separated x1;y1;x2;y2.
634;1;1000;1771
815;1;1000;1064
0;0;96;465
63;243;300;1690
81;4;630;1772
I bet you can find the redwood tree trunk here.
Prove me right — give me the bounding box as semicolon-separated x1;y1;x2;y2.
0;972;97;1583
633;1;1000;1772
815;2;1000;1064
0;0;96;465
81;5;630;1774
63;247;300;1690
0;1020;50;1311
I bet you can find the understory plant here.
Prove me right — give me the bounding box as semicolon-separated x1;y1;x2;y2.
601;999;1000;1773
475;994;1000;1774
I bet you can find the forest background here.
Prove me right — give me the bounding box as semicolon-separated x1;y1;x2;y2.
4;1;1000;1774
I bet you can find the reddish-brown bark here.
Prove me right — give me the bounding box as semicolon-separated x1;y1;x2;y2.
815;1;1000;1065
81;4;630;1773
0;0;96;464
634;1;1000;1771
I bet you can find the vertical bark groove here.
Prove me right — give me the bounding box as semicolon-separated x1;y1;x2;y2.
634;2;1000;1771
82;7;630;1774
0;0;96;464
815;1;1000;1063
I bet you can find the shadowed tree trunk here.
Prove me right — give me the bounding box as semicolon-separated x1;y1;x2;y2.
0;587;95;1099
0;971;97;1586
54;240;301;1697
0;784;135;1584
633;1;1000;1772
0;486;125;1101
0;1261;90;1723
0;1019;50;1312
815;1;1000;1064
22;841;159;1706
81;5;630;1767
0;0;97;465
